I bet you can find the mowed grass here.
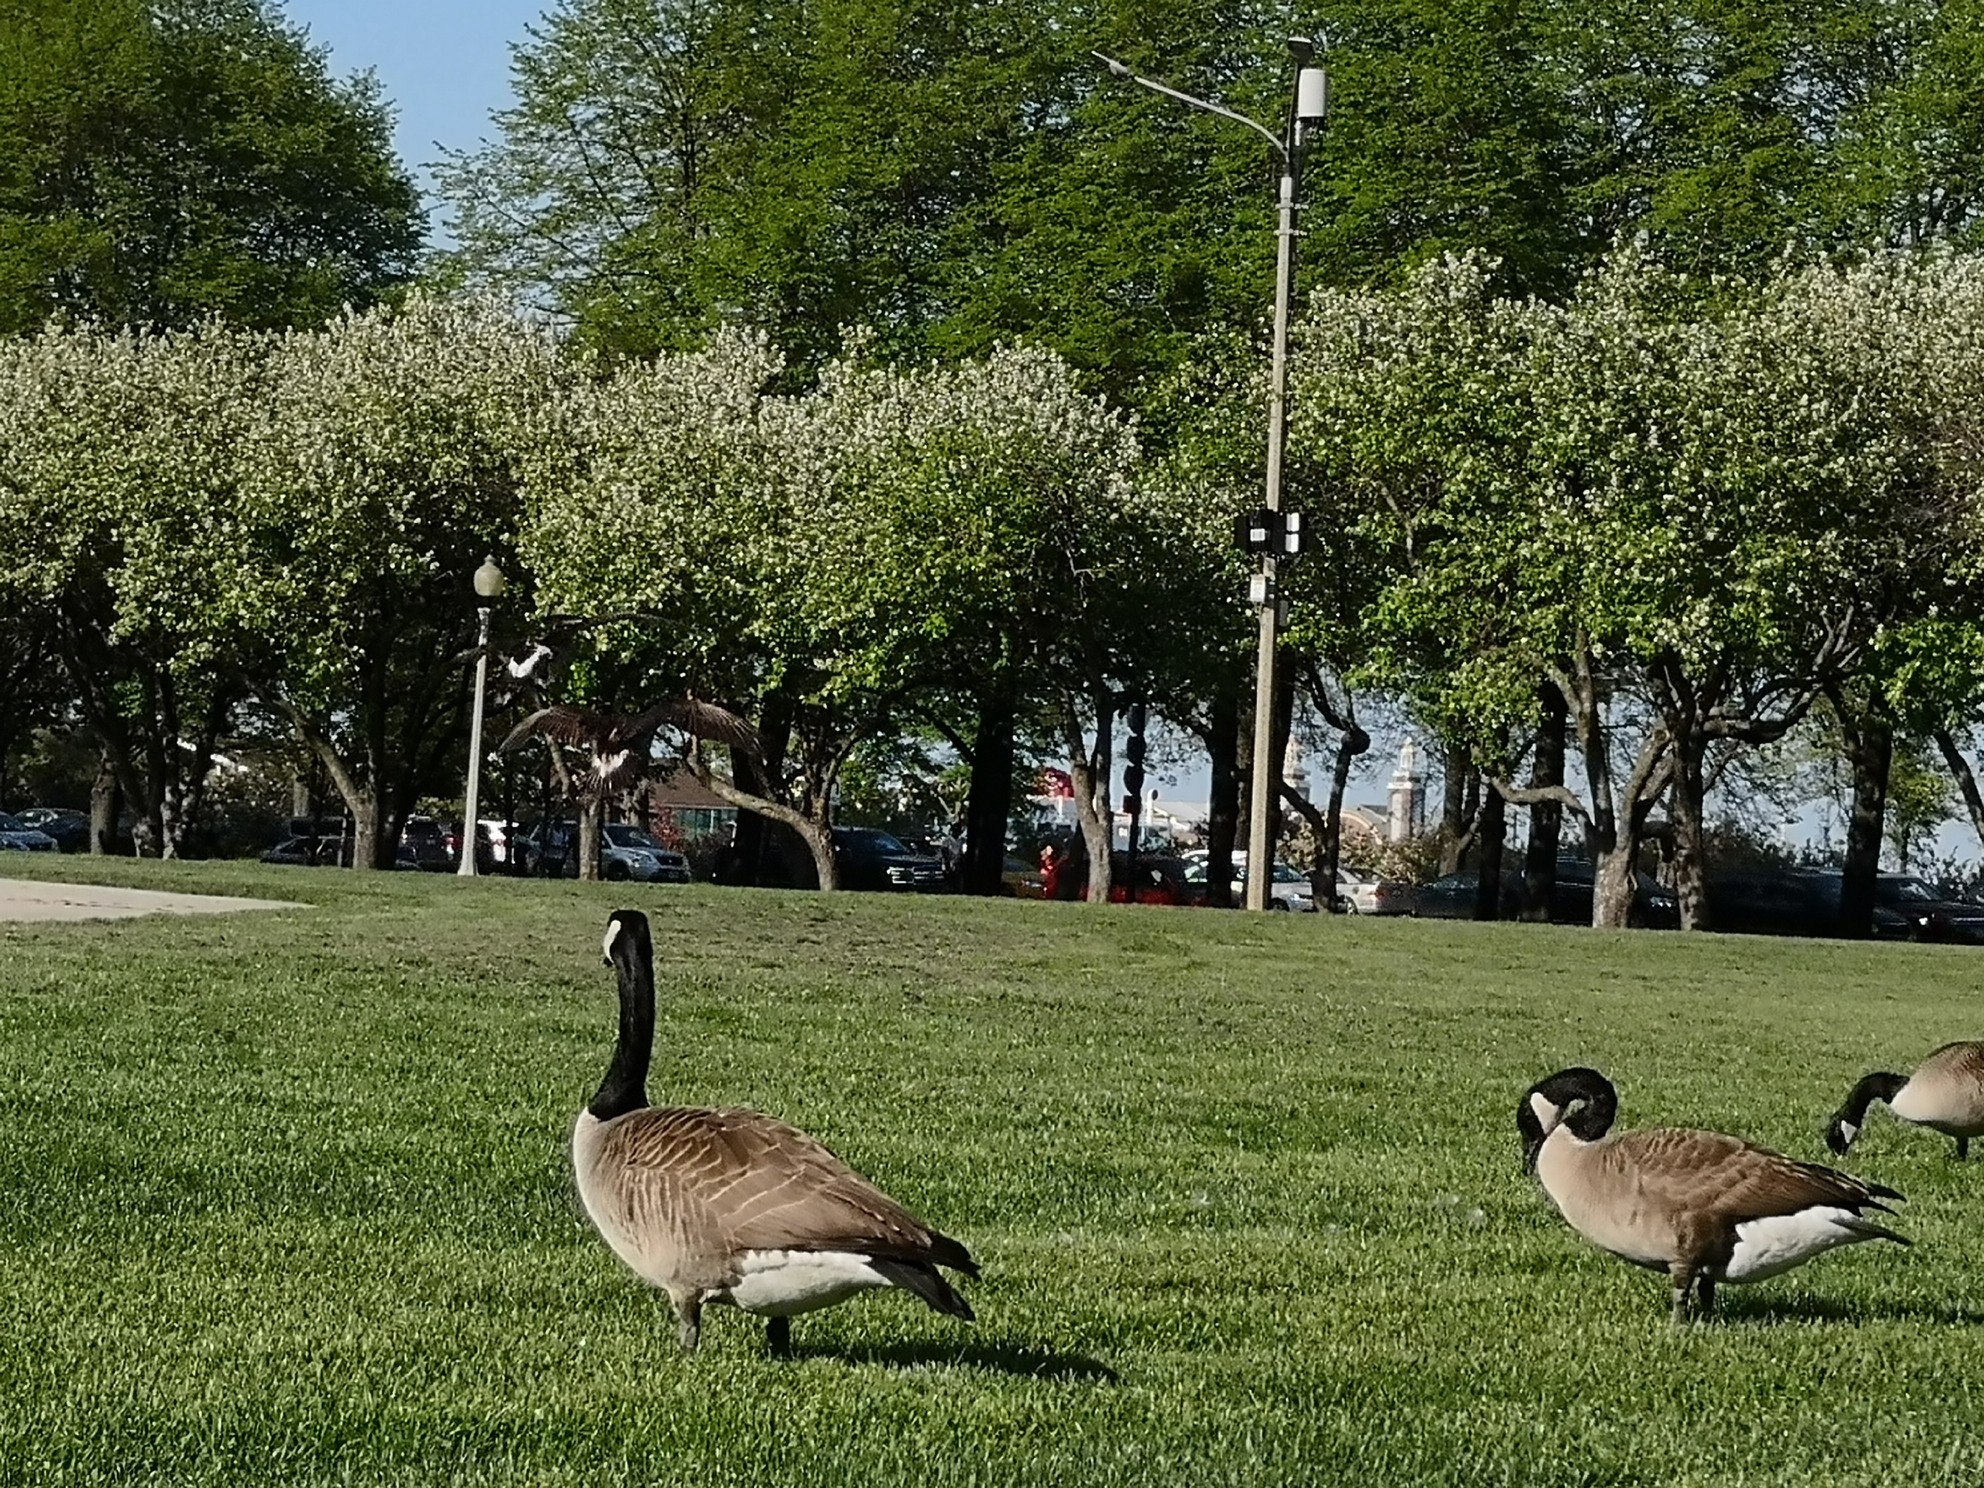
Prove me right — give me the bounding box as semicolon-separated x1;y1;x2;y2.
4;859;1984;1486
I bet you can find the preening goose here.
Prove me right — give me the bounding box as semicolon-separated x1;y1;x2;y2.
1827;1041;1984;1160
1520;1068;1908;1323
572;909;979;1355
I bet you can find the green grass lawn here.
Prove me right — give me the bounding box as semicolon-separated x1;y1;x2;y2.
4;857;1984;1486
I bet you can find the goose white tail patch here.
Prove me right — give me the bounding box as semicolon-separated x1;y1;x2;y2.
725;1249;891;1316
1724;1207;1883;1283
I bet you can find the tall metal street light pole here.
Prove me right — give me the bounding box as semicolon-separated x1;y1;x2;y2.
1095;42;1329;911
458;555;507;877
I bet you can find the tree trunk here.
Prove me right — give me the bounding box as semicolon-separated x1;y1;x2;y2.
1836;696;1893;940
1593;845;1638;928
1473;785;1507;920
1060;689;1114;906
683;761;839;891
1935;728;1984;851
90;748;120;855
1439;743;1474;876
349;792;381;871
961;690;1015;896
1202;676;1241;909
1667;729;1711;932
578;797;604;882
1520;682;1567;922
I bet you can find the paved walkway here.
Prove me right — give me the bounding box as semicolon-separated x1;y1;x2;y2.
0;877;302;922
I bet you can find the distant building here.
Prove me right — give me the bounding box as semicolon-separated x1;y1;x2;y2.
1388;737;1427;843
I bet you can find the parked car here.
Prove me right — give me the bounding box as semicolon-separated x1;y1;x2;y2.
1406;870;1517;920
1106;852;1194;905
1180;851;1318;911
1861;873;1984;944
1002;852;1047;899
13;806;88;852
1336;866;1411;915
398;815;453;872
833;827;949;892
0;812;59;852
602;823;692;883
515;820;692;882
1703;867;1915;939
1528;858;1679;929
260;836;320;866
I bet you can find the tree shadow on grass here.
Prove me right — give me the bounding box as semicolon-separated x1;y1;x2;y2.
1715;1294;1984;1327
789;1335;1118;1381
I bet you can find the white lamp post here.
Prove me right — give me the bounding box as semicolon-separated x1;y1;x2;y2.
1094;41;1329;910
458;555;506;877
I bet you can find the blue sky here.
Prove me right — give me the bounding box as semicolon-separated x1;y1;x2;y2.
285;0;541;236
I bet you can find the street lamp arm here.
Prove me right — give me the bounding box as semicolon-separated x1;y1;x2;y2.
1090;52;1287;160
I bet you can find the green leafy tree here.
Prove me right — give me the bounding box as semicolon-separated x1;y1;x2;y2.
0;0;421;335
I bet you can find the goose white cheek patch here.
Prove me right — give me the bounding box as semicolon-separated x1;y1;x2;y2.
602;920;622;960
1529;1093;1562;1133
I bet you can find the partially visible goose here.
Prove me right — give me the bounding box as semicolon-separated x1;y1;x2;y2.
573;908;978;1355
1827;1041;1984;1160
1520;1068;1908;1323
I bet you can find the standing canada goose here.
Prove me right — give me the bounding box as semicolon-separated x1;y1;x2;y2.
573;909;978;1355
1520;1068;1908;1323
1827;1041;1984;1160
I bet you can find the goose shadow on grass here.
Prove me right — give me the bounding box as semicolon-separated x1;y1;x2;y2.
1713;1293;1984;1327
789;1335;1118;1381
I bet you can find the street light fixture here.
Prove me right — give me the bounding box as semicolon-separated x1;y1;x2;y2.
1094;41;1330;910
458;555;507;877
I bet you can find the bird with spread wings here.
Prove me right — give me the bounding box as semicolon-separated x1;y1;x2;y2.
498;698;763;795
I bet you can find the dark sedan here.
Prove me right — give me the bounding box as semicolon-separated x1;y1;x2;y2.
13;806;88;852
833;827;950;892
1407;859;1677;927
1705;868;1919;939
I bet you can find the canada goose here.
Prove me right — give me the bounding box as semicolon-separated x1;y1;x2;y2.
502;698;762;793
573;909;978;1355
1519;1067;1908;1323
1827;1041;1984;1160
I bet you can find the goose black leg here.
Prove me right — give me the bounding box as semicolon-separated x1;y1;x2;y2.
676;1298;702;1354
1669;1264;1693;1325
1695;1275;1716;1321
766;1316;792;1358
1959;1137;1970;1161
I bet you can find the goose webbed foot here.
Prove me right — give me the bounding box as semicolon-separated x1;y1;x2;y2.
766;1316;792;1358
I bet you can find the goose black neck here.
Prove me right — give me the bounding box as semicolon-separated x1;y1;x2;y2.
1841;1071;1907;1125
591;927;654;1121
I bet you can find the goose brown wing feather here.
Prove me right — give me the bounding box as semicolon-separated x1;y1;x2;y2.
499;704;618;752
1922;1040;1984;1081
596;1106;974;1271
626;699;764;759
1612;1127;1901;1221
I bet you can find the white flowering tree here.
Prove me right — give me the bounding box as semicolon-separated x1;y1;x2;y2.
523;332;1156;896
223;295;563;868
0;320;270;856
1290;249;1974;928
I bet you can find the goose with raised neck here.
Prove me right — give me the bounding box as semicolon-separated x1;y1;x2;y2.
572;908;979;1356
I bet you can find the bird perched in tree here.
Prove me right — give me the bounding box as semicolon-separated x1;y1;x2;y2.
499;698;762;794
